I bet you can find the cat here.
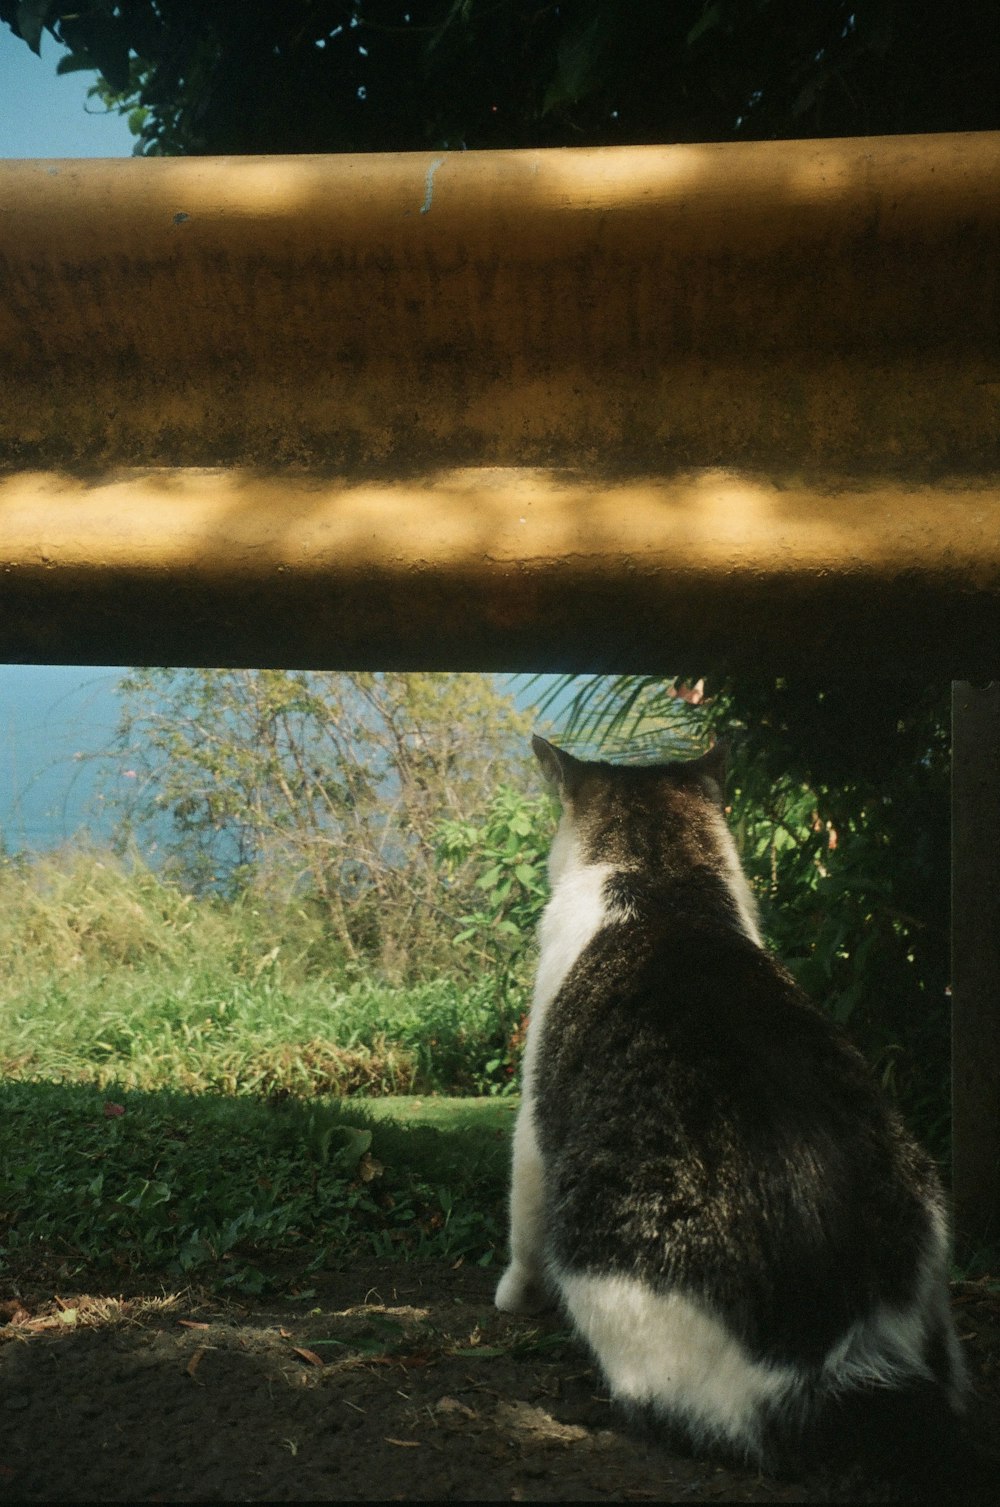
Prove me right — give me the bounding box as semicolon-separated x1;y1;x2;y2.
496;735;978;1496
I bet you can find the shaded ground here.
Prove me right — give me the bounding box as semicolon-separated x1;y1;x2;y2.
1;1264;997;1502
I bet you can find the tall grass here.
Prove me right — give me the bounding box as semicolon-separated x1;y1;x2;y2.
0;847;527;1097
0;848;521;1290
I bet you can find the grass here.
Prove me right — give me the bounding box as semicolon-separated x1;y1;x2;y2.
1;971;517;1097
0;850;527;1293
4;850;996;1302
0;1082;514;1294
0;848;527;1098
362;1094;520;1129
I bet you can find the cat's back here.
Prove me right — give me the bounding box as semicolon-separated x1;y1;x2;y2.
537;903;880;1145
529;739;894;1144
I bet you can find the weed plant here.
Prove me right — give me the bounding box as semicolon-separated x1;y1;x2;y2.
0;1081;511;1293
0;848;528;1099
0;849;523;1290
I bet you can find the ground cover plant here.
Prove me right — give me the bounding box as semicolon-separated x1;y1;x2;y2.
0;830;533;1295
0;1082;513;1295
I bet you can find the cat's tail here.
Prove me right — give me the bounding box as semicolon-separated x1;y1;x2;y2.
789;1379;997;1503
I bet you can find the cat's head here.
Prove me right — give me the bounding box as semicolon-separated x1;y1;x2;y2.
533;735;726;807
532;733;732;881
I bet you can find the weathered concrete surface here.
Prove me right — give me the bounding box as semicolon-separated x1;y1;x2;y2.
1;466;999;672
1;135;998;669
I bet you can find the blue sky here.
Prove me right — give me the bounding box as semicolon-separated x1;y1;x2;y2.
0;23;135;156
1;24;133;848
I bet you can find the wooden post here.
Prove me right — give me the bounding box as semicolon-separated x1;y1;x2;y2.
951;681;1000;1259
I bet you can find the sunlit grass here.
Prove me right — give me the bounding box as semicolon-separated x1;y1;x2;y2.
0;849;521;1291
0;848;525;1098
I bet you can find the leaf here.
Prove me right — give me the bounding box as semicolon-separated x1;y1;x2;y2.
435;1395;477;1418
330;1125;373;1166
121;1177;172;1211
511;1329;572;1354
56;52;99;76
16;0;52;56
225;1266;266;1295
543;13;603;113
687;3;723;48
185;1346;206;1377
74;12;132;94
291;1346;324;1367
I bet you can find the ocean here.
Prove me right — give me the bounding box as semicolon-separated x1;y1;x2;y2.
0;665;126;853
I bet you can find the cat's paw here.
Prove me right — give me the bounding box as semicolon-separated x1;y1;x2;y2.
495;1262;552;1315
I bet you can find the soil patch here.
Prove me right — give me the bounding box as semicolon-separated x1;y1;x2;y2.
1;1265;997;1502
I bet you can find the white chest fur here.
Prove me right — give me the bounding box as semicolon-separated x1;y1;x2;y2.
521;824;615;1092
494;823;617;1316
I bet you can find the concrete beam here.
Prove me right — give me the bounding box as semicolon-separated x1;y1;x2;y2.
1;134;999;669
1;467;1000;673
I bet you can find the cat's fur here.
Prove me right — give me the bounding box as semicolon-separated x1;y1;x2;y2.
496;736;977;1495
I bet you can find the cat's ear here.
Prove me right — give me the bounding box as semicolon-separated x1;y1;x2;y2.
683;739;729;807
532;734;585;799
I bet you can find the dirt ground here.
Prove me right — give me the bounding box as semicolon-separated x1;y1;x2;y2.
1;1263;997;1503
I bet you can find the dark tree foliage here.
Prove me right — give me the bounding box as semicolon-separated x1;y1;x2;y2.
2;1;998;157
701;674;955;1160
